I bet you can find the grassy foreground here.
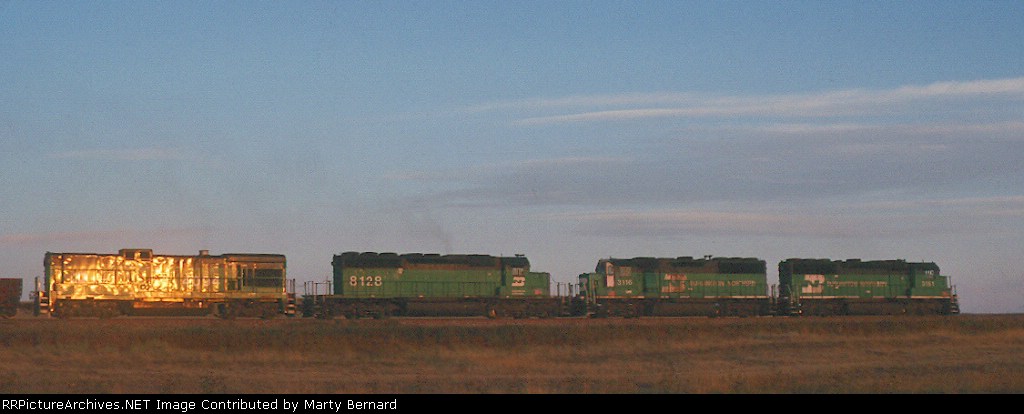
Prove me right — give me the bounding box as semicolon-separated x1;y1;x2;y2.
1;314;1022;393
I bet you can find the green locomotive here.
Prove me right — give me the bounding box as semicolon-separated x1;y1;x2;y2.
577;256;772;317
778;258;960;316
38;249;295;318
303;252;561;318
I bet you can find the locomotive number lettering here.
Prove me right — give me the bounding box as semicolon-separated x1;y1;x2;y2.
349;276;383;287
512;276;526;287
616;278;633;286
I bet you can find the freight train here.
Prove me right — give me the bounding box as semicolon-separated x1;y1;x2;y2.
29;249;960;318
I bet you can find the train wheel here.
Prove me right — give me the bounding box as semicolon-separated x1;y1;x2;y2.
315;306;334;320
217;303;236;320
625;304;642;318
368;303;384;319
52;301;71;319
260;305;278;319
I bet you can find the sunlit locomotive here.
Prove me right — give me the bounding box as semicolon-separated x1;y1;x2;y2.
37;249;295;318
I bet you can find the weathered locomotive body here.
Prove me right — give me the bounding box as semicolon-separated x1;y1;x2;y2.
577;256;772;317
38;249;295;318
303;252;561;319
1;278;22;318
778;258;959;316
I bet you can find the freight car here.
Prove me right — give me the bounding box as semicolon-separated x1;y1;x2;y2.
777;258;960;316
1;278;22;318
577;256;772;317
302;252;562;319
37;249;296;318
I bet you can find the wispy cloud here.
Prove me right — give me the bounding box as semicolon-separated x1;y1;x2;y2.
0;230;130;245
885;77;1024;98
0;228;215;246
850;195;1024;217
462;92;701;114
490;77;1024;125
385;156;623;183
47;147;187;161
548;197;1024;239
398;78;1024;236
558;209;800;236
390;124;1024;208
704;120;1024;136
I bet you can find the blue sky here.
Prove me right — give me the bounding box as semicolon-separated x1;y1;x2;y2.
1;1;1022;313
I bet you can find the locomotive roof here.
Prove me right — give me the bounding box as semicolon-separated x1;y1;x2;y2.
598;256;766;274
44;249;285;260
335;251;530;268
780;258;939;273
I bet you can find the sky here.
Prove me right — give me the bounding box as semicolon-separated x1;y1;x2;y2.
1;1;1022;313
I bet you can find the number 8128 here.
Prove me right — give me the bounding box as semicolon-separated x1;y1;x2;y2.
350;276;383;287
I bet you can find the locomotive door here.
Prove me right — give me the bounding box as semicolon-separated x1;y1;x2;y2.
643;272;660;297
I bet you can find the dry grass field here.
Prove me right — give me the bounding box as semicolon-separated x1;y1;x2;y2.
1;313;1022;393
